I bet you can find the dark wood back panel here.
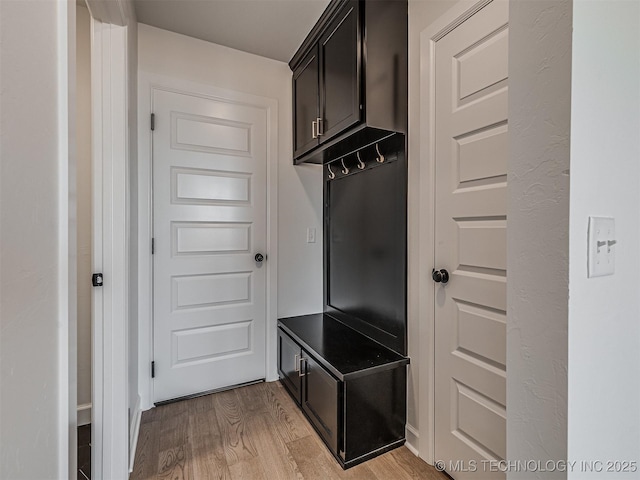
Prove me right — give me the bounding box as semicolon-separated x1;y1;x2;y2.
323;136;407;355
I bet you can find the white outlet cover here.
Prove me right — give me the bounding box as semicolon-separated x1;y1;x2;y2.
588;216;615;278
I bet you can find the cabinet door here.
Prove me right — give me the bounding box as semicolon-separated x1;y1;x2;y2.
278;329;302;404
301;352;340;455
293;48;320;159
319;0;361;142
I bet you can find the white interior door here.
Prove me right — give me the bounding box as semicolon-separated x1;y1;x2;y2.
152;88;268;403
433;1;508;478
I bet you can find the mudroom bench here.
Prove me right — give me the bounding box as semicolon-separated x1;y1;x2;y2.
277;313;409;469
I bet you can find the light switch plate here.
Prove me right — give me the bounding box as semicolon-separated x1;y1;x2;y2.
307;227;316;243
588;216;615;278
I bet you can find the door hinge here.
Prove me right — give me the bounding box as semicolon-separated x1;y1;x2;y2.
151;238;155;255
92;273;103;287
151;361;155;378
151;113;155;131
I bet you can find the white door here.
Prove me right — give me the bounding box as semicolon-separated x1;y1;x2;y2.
433;1;508;478
152;88;268;403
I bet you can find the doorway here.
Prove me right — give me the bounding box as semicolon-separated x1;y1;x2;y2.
137;71;279;408
76;4;93;479
421;0;509;478
151;86;270;403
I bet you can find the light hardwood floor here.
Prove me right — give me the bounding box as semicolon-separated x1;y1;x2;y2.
131;381;448;480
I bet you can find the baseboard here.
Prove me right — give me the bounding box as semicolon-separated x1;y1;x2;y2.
129;394;142;473
405;423;419;457
77;403;92;426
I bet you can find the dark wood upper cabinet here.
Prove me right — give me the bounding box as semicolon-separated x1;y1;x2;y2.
319;1;360;142
293;49;320;158
290;0;407;164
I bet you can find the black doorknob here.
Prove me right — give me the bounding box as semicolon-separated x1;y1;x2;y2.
255;253;265;263
432;268;449;284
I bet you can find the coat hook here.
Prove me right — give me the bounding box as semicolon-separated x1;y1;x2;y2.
375;144;385;163
327;164;336;180
340;158;350;175
356;151;365;170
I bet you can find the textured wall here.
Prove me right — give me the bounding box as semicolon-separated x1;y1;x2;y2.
507;1;572;478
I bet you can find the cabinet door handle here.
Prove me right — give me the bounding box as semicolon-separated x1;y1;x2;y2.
311;120;317;139
298;357;307;377
294;354;299;372
317;117;324;136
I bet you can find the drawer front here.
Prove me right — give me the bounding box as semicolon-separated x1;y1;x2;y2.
277;328;302;404
302;352;340;455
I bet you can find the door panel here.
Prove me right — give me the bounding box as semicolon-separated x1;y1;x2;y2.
171;168;251;205
433;1;508;478
302;352;340;455
278;329;302;404
153;88;267;403
320;0;360;141
293;49;320;158
172;222;251;256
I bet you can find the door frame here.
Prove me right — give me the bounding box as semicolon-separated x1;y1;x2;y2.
416;0;496;464
87;0;134;474
137;72;279;410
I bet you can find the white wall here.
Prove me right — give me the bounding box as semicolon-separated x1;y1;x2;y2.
77;3;93;427
137;24;323;404
0;1;75;478
507;1;572;476
568;0;640;476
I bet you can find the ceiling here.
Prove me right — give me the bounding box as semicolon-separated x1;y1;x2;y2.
133;0;331;63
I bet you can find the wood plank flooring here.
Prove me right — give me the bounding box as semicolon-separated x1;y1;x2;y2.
131;381;447;480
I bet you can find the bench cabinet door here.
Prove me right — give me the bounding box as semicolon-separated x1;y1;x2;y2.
301;351;340;455
278;328;302;404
